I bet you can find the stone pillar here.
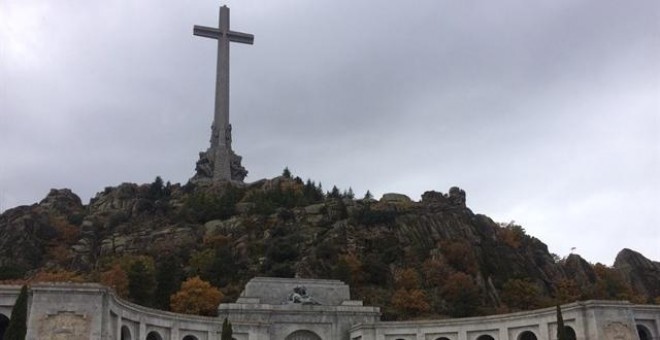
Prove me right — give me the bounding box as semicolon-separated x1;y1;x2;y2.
539;321;549;340
498;327;508;340
139;322;146;340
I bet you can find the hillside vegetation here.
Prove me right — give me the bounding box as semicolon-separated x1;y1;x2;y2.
1;172;658;319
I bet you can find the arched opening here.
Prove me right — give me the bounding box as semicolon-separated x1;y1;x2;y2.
146;331;164;340
435;338;451;340
637;325;652;340
120;325;132;340
518;331;537;340
0;314;9;340
285;330;322;340
476;336;495;340
563;326;576;340
183;336;199;340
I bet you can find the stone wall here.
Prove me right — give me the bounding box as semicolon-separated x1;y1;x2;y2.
0;282;659;340
350;300;660;340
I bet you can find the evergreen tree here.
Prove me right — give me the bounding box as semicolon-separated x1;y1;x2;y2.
346;187;355;199
5;285;28;340
221;318;233;340
154;256;183;310
127;260;155;307
149;176;165;199
328;186;341;198
556;305;567;340
363;190;373;200
282;167;292;178
208;245;237;287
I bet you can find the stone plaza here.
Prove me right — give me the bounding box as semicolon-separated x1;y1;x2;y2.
0;277;659;340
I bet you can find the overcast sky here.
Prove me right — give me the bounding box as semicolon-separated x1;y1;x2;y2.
1;0;658;265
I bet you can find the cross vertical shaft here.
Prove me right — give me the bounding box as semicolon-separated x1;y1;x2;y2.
215;6;230;150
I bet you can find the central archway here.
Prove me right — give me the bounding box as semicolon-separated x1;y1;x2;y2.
563;326;576;340
0;314;9;340
476;336;495;340
518;331;537;340
146;331;164;340
285;330;322;340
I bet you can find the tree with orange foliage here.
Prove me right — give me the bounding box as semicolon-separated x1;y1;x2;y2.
170;276;223;316
441;271;480;317
441;241;477;274
500;278;544;311
391;288;431;317
590;263;634;300
394;268;421;290
554;278;581;304
30;269;84;283
421;257;452;288
100;264;129;298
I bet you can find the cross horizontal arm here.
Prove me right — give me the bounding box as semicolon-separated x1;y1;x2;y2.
193;25;221;39
227;31;254;45
193;26;254;45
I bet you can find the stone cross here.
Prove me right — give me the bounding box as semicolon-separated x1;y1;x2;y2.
193;5;253;181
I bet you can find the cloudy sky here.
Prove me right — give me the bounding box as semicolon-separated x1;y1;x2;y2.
1;0;658;264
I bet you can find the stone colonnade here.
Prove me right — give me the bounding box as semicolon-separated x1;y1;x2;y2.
0;283;659;340
349;300;660;340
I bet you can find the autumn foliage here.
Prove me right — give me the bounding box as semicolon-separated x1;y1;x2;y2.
170;276;223;316
30;269;85;283
390;288;431;317
100;264;129;298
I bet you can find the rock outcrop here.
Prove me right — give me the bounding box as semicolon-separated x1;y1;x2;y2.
1;179;658;317
562;254;598;288
614;248;660;299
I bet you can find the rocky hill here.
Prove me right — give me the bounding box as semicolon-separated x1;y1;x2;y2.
0;175;657;319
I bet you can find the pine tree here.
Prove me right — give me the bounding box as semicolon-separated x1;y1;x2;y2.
5;285;28;340
329;186;341;198
282;167;292;178
127;260;155;307
346;187;355;199
556;305;567;340
221;318;233;340
363;190;373;200
154;257;182;310
149;176;164;199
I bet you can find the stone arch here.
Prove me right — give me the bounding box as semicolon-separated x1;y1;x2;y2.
0;313;9;340
285;329;322;340
147;331;164;340
637;324;652;340
120;325;132;340
563;326;576;340
476;336;495;340
435;338;451;340
518;331;537;340
182;336;199;340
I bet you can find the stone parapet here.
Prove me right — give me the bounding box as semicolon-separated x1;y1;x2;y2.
1;282;658;340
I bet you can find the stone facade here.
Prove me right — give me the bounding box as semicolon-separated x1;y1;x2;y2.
0;280;658;340
349;300;660;340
